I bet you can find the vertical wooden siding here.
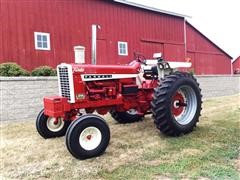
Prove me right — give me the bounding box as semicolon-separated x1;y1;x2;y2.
0;0;184;70
0;0;231;75
186;23;231;74
233;56;240;73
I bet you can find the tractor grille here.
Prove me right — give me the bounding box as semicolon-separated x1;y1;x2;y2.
57;65;75;103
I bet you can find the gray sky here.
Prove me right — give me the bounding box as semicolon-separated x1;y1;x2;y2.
129;0;240;60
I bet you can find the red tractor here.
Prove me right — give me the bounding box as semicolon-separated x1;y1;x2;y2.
36;53;202;159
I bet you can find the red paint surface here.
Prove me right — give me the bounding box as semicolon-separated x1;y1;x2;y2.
0;0;184;70
233;56;240;73
72;60;140;74
186;22;231;74
172;92;185;117
0;0;231;74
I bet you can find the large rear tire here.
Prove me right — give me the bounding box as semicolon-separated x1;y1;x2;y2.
151;72;202;136
66;114;110;159
36;109;71;138
110;109;143;124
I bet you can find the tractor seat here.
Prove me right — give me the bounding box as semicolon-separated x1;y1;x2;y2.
143;65;158;79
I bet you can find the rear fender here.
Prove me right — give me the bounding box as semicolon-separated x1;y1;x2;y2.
168;62;191;69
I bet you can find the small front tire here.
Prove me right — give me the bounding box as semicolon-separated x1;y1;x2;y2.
36;109;71;139
66;114;110;159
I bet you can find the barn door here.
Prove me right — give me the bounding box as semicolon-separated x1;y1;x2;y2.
164;44;185;61
140;42;163;59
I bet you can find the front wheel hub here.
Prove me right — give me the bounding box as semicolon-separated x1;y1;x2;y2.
79;127;102;151
46;117;65;132
53;118;59;125
86;135;92;140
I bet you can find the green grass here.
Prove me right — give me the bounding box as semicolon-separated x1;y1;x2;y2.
97;95;240;180
1;94;240;179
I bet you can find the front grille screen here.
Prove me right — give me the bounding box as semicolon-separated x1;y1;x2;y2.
58;66;71;101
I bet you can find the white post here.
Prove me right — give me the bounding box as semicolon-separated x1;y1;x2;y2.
91;24;100;65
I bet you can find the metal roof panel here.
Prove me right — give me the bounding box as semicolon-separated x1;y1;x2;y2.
113;0;190;18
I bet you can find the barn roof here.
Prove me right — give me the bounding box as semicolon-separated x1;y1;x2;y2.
114;1;232;59
186;21;232;59
232;56;240;63
113;0;190;18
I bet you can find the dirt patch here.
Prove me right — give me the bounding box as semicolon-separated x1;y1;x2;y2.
235;156;240;172
181;148;202;156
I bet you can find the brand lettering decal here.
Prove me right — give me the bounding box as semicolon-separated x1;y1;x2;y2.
74;67;85;72
84;75;112;79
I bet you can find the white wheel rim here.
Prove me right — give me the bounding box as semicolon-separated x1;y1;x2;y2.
79;127;102;151
172;86;197;125
127;109;138;115
46;117;65;132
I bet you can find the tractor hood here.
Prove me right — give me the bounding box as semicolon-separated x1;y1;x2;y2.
69;60;141;74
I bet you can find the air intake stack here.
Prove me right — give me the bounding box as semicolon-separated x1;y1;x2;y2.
91;24;101;65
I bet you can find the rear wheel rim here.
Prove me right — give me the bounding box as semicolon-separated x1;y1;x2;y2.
46;117;65;132
79;127;102;151
171;85;197;125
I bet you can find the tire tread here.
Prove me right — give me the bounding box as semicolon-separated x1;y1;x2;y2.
151;72;202;136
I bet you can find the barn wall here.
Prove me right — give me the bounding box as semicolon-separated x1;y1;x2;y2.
233;57;240;73
0;0;185;70
186;23;231;74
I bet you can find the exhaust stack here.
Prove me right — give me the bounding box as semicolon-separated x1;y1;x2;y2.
91;24;101;65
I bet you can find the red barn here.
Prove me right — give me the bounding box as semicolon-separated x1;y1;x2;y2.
186;22;232;74
0;0;232;74
232;56;240;74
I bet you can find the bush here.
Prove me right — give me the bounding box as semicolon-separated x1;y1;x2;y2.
0;63;30;76
31;66;57;76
